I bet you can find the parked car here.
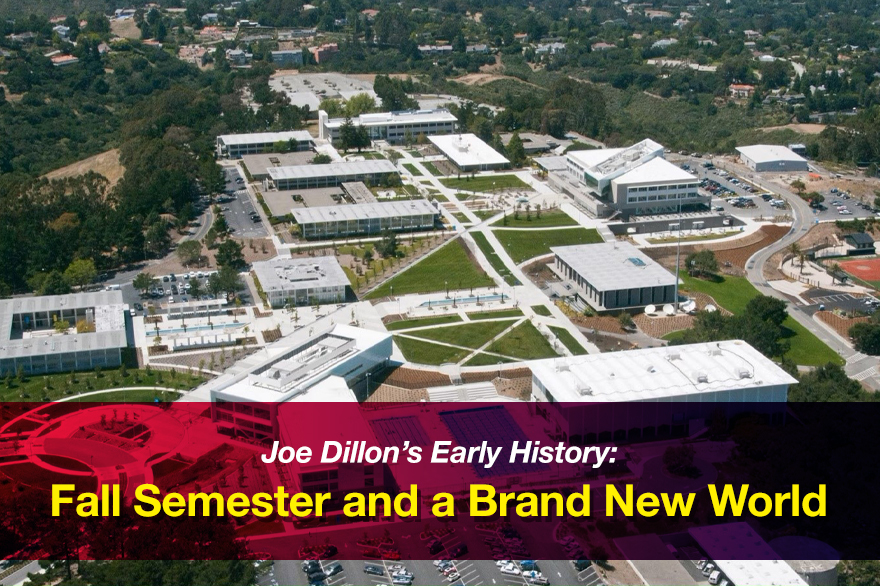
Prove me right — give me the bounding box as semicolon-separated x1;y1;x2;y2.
364;564;384;576
325;563;342;577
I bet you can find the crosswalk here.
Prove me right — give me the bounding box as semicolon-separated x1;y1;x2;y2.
852;367;877;382
846;352;868;364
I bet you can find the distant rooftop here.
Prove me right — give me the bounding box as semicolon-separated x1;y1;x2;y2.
0;291;127;358
268;159;397;181
614;156;697;184
217;130;314;146
529;340;798;402
689;524;808;586
251;255;349;294
428;133;510;168
736;145;808;164
552;241;677;292
292;199;437;224
323;109;458;129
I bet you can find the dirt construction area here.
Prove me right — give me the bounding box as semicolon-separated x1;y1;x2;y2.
43;149;125;188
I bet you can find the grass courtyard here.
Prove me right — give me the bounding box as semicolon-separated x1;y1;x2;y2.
471;232;519;286
385;315;463;331
680;272;843;366
365;239;494;299
407;320;517;349
492;209;578;228
392;336;472;365
493;227;603;264
402;163;421;176
440;174;528;192
485;321;560;360
548;326;589;355
0;366;199;402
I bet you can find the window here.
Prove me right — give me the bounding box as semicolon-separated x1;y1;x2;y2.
364;478;374;487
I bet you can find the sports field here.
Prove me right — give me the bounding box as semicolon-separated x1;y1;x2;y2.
839;257;880;285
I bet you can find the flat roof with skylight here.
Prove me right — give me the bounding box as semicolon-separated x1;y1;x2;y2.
428;133;510;170
530;340;798;402
251;255;349;295
217;130;314;147
267;159;397;182
292;199;437;225
552;241;676;293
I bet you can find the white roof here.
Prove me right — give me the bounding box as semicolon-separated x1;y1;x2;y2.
567;148;625;168
566;139;664;181
251;255;349;292
0;291;128;358
268;159;397;181
324;108;457;129
529;340;798;402
689;524;808;586
736;145;807;164
293;199;437;224
212;324;390;403
218;130;314;146
428;133;510;167
552;241;676;292
285;91;322;111
614;156;697;185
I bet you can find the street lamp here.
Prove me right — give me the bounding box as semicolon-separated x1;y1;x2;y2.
445;280;449;299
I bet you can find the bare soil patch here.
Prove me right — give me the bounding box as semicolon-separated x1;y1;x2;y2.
44;149;125;188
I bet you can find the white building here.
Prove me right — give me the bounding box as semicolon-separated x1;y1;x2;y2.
553;139;704;217
318;108;458;144
292;199;438;239
736;145;810;172
252;255;348;308
428;133;511;171
267;160;398;190
210;324;393;440
689;524;808;586
552;241;678;311
0;292;128;376
530;340;797;443
216;130;315;158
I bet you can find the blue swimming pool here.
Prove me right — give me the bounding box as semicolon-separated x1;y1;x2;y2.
420;294;506;307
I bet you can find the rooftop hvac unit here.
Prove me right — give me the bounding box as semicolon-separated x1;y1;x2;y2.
646;365;656;373
667;352;681;361
554;360;570;373
578;385;593;396
709;348;723;357
694;371;709;383
736;366;753;379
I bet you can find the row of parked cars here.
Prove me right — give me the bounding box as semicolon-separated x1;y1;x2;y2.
483;526;530;559
363;563;415;585
300;560;342;586
495;560;549;585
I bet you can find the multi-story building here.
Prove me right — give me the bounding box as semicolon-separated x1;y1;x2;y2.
267;160;398;190
530;339;798;444
0;292;128;376
215;130;315;158
270;49;303;67
551;138;705;217
251;255;348;308
551;241;678;311
292;199;439;240
318;109;458;144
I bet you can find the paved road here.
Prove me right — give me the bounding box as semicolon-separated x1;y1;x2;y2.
736;168;880;388
0;561;40;586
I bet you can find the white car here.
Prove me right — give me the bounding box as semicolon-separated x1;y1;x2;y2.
495;560;511;567
168;296;175;304
447;573;460;582
500;565;521;576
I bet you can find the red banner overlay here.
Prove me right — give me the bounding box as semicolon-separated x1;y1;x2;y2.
0;401;876;560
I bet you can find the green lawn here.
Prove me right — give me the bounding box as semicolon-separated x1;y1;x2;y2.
385;315;463;331
485;321;560;360
471;232;519;286
467;308;524;320
71;389;183;402
680;273;843;366
393;336;472;365
365;239;494;299
494;228;603;264
452;212;471;223
408;320;517;349
359;151;386;160
406;150;423;158
455;192;473;201
0;367;201;402
464;353;515;366
422;162;443;176
441;174;528;192
473;210;500;221
402;163;421;176
548;326;588;355
531;305;552;317
492;209;578;228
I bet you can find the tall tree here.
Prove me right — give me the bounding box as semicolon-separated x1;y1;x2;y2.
63;258;97;290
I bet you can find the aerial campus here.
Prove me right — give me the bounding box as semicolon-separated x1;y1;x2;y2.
1;1;879;585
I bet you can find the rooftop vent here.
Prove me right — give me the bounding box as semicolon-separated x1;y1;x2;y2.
646;365;656;373
667;352;681;361
578;385;593;396
709;348;723;356
694;371;709;384
735;366;753;379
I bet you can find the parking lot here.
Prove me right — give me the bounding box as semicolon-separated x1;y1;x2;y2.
120;270;226;315
221;166;268;239
802;289;878;314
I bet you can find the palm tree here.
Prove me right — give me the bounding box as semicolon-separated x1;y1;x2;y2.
788;242;802;272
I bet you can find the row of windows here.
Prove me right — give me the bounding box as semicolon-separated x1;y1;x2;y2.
627;183;698;193
627;192;700;203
